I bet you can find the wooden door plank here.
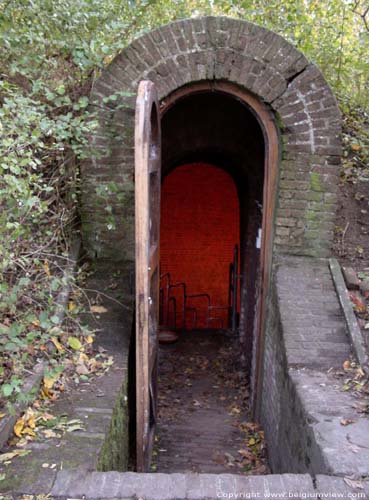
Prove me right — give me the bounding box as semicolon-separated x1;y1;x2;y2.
135;80;161;472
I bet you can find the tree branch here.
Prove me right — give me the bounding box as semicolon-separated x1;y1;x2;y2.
352;0;369;32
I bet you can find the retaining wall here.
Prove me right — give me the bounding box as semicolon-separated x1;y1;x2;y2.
261;256;369;477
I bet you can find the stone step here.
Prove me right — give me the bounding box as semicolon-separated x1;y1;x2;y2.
47;471;369;500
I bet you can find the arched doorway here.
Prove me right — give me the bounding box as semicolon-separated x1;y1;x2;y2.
152;82;278;472
160;82;278;380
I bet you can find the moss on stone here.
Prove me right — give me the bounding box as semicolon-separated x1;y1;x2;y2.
310;172;324;192
308;192;323;202
305;210;319;222
97;375;129;471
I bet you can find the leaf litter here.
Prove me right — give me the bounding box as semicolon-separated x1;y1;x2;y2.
154;332;269;474
0;334;114;468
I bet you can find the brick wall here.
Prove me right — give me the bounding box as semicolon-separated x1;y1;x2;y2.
161;163;239;328
81;16;341;261
79;19;350;474
260;272;326;473
260;256;351;474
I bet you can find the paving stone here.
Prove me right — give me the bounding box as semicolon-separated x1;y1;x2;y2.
342;266;360;290
290;369;369;477
316;475;369;499
276;256;351;369
51;472;317;499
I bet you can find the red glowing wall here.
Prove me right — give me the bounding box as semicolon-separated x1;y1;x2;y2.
160;163;240;329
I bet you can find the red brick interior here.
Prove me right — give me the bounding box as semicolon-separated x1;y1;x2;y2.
160;163;240;329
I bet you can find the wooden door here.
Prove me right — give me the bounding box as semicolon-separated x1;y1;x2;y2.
135;80;161;472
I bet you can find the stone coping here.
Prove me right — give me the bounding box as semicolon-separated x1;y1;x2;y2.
39;471;369;499
329;258;369;374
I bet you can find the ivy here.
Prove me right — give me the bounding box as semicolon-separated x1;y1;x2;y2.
0;0;368;407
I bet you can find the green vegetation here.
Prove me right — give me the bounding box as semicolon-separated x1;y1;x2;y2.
0;0;368;407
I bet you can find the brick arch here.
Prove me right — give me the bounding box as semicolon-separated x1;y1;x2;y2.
81;16;341;261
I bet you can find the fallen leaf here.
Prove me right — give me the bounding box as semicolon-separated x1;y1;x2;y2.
103;356;114;367
0;413;6;419
238;448;255;460
224;452;236;464
68;336;82;350
76;360;89;375
66;424;85;432
43;429;58;438
78;352;89;362
85;335;94;344
349;292;366;313
90;305;108;314
43;374;58;390
340;419;355;426
38;412;55;421
15;437;28;447
41;386;53;399
344;477;363;489
68;301;77;312
0;449;31;462
88;358;103;371
27;415;36;429
240;422;260;432
14;418;25;437
43;260;51;278
230;405;241;415
51;336;65;353
22;427;36;437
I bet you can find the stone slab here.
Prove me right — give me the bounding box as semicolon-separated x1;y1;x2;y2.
290;369;369;477
342;266;360;291
277;256;351;369
51;471;315;499
316;475;369;499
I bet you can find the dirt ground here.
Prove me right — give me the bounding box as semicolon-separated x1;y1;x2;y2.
334;178;369;268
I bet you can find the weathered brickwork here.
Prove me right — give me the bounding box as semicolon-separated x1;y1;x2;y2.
276;256;350;367
81;16;341;260
259;256;369;477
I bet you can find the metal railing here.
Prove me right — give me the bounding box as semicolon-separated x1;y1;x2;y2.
159;244;240;332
